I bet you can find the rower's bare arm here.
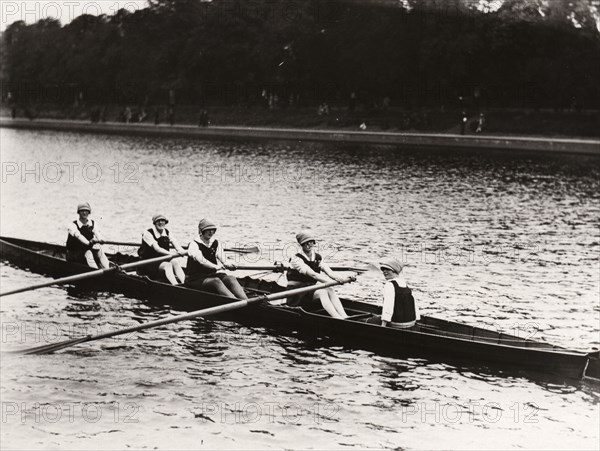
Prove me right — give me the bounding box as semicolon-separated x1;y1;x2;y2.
170;237;184;253
142;232;169;255
290;256;324;282
305;265;329;283
322;264;344;282
93;227;105;244
215;243;230;270
152;242;170;255
381;283;395;324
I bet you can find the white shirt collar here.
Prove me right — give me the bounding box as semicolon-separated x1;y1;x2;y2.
300;248;315;259
198;234;214;246
153;226;167;236
77;218;92;227
390;274;407;285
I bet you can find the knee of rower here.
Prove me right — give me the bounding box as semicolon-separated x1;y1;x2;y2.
314;289;327;299
84;251;98;268
222;275;238;284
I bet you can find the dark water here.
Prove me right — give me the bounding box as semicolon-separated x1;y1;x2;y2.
1;128;599;449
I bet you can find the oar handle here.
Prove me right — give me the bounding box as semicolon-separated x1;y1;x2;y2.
0;251;187;297
103;240;139;247
230;263;289;272
230;264;367;273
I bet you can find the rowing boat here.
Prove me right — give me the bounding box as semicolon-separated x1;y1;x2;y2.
1;236;598;380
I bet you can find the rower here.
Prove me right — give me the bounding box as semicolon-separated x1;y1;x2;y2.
137;214;185;285
370;258;419;328
183;219;248;299
287;230;349;319
66;202;110;269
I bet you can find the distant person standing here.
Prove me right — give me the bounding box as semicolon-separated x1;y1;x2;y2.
198;109;209;127
8;91;16;119
168;89;176;125
460;111;468;135
475;113;485;133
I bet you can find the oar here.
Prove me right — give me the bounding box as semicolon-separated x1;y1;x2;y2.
19;278;355;355
103;240;259;254
0;251;187;297
231;264;371;272
329;266;371;272
231;265;288;271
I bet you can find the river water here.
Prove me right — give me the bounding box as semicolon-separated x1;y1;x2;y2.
0;128;599;449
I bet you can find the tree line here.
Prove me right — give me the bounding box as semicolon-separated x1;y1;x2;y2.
2;0;599;111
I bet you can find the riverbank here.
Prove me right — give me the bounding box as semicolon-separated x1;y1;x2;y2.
3;104;600;137
1;117;599;155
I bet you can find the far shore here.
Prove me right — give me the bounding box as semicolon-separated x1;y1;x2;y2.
1;116;599;156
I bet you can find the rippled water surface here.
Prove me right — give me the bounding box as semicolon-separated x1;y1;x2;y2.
1;128;599;449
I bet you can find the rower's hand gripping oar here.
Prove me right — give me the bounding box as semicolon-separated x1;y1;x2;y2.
103;240;259;254
17;278;356;355
0;251;188;297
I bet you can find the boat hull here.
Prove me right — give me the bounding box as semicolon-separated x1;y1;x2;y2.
1;236;596;380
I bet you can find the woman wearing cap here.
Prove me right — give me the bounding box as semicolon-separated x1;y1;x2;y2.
66;202;110;269
137;214;185;285
184;219;248;300
373;258;419;328
288;231;349;319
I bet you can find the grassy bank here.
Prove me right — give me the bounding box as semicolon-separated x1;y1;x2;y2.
2;104;599;138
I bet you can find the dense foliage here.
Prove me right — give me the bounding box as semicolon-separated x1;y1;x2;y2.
2;0;599;109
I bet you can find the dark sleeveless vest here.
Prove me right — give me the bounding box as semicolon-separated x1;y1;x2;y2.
287;252;322;283
186;240;219;277
138;228;170;259
66;220;95;252
390;281;417;323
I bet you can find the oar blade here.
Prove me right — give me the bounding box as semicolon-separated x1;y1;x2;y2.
18;336;92;355
225;246;260;254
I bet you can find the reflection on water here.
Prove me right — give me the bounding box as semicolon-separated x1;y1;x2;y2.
1;128;599;449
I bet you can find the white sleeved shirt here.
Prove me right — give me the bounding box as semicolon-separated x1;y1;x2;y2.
381;275;420;325
290;250;331;278
187;238;225;270
67;219;102;244
141;226;182;252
